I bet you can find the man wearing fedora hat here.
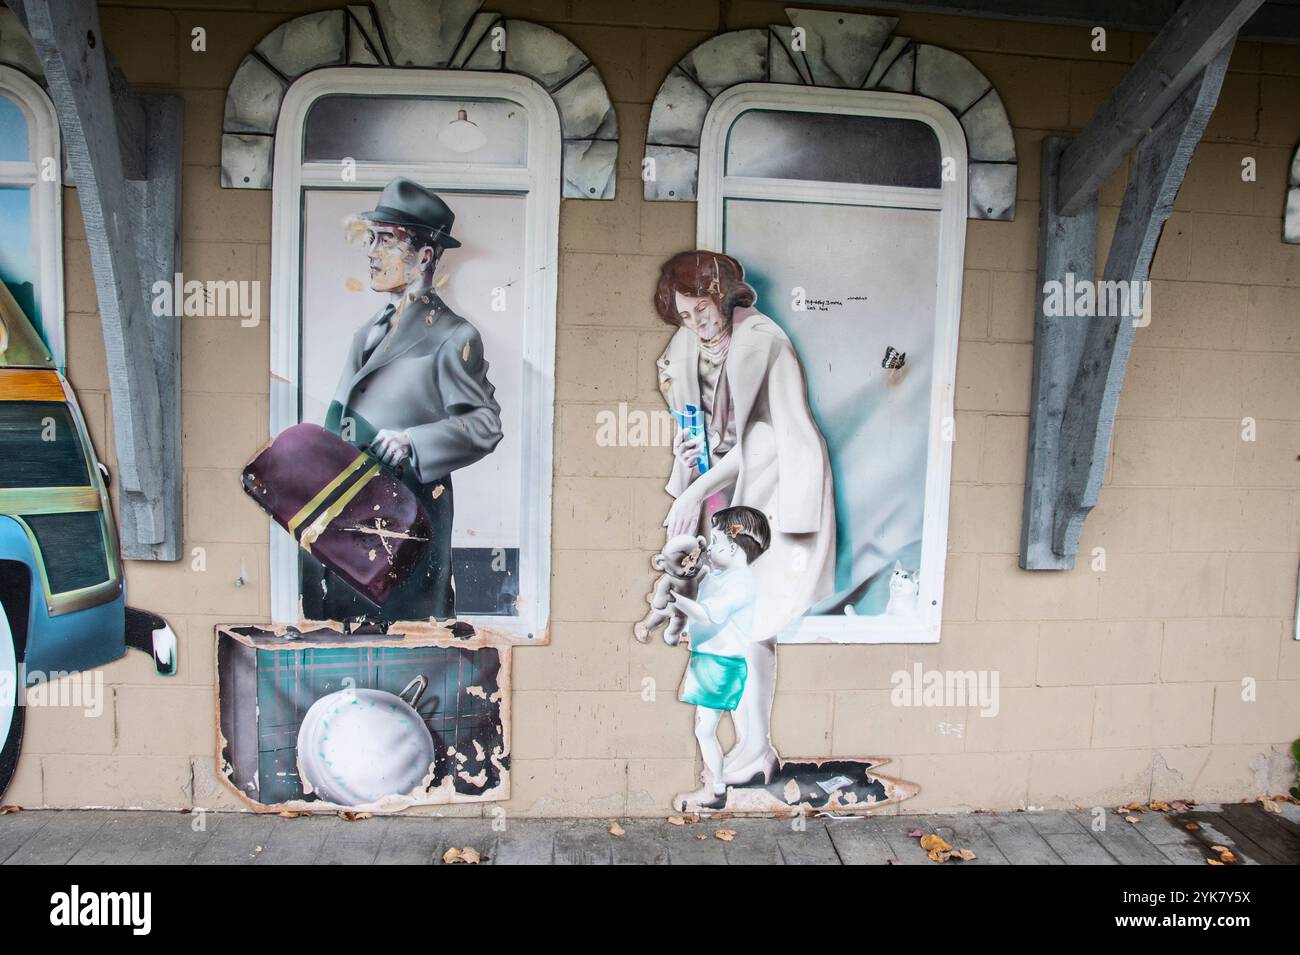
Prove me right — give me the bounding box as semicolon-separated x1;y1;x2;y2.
301;177;503;625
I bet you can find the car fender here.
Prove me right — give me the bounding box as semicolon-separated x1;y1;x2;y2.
0;515;125;679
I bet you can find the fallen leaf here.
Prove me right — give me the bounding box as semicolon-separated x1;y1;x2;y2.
1170;801;1189;812
1185;822;1200;831
907;827;925;838
1218;849;1237;864
1206;858;1224;866
0;805;20;815
667;815;686;826
338;811;372;822
1124;815;1140;825
1260;798;1281;814
443;847;481;865
608;822;625;837
1148;801;1170;812
919;833;952;853
715;829;736;842
951;849;977;861
928;848;951;862
1210;844;1230;853
278;810;301;818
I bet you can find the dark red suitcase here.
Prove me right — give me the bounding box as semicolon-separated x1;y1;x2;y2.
241;423;432;608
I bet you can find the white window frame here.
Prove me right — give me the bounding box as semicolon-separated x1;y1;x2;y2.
697;83;967;645
269;68;560;643
0;65;63;367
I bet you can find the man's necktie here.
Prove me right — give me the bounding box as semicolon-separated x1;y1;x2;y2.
361;303;396;364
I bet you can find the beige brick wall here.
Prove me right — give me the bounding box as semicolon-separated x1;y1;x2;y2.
9;0;1298;816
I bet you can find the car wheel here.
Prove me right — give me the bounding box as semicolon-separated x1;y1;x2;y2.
0;599;24;801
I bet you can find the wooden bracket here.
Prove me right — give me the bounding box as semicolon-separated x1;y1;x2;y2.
10;0;182;559
1021;42;1233;568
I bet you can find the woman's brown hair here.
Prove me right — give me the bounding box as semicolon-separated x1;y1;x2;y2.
652;250;756;327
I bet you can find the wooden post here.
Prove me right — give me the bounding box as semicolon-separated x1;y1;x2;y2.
11;0;183;559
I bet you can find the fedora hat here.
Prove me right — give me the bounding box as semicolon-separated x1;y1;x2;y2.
358;177;461;249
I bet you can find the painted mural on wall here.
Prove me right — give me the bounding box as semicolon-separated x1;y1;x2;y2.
0;283;178;801
235;172;531;809
216;626;508;811
244;177;513;632
641;251;917;814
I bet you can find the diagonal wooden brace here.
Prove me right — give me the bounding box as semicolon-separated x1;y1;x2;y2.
1021;42;1233;569
11;0;182;559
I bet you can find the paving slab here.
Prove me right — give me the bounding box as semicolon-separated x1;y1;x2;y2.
1074;812;1171;865
189;812;278;864
825;818;900;865
1042;832;1117;864
4;810;106;865
0;810;52;863
978;815;1064;865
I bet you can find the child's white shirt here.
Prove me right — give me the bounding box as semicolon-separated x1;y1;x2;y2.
690;564;756;658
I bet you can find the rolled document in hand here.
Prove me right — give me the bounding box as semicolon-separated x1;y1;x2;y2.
674;403;710;474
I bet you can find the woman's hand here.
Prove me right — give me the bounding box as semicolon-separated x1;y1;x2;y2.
672;427;704;471
665;486;704;537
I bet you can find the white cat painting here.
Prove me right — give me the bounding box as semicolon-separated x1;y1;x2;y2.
884;561;919;616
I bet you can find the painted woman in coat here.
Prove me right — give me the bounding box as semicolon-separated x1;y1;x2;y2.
654;251;835;786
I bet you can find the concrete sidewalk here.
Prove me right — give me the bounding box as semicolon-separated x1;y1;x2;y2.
2;801;1297;864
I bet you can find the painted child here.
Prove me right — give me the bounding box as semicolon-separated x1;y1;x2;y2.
669;505;771;810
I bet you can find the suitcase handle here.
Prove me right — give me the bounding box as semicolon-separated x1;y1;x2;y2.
398;675;428;709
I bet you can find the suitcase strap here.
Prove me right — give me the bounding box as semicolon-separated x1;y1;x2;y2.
288;451;381;552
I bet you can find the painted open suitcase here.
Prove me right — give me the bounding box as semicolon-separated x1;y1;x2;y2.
242;423;431;608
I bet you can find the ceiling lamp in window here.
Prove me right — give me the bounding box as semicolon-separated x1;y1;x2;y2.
439;108;486;154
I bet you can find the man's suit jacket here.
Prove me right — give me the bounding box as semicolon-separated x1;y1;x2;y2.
325;290;503;486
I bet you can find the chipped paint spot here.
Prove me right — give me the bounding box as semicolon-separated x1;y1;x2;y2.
465;685;487;700
432;484;444;499
345;276;364;292
462;342;471;361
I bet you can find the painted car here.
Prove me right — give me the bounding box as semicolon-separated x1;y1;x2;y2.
0;282;176;798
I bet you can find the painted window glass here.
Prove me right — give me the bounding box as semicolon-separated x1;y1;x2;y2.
725;109;942;188
699;90;967;644
0;74;63;366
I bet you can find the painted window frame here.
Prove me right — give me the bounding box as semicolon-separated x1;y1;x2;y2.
697;83;968;645
0;65;64;368
269;67;560;643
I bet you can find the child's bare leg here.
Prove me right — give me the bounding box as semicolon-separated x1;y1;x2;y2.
694;706;724;795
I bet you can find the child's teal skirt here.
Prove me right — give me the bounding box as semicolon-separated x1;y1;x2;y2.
680;650;748;711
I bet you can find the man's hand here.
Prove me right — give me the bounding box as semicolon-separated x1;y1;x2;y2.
370;429;413;468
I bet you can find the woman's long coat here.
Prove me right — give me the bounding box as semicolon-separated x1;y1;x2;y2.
657;309;835;640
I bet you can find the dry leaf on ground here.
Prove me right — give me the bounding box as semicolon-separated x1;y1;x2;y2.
443;847;481;865
667;815;686;826
715;829;736;842
608;822;625;837
1124;815;1140;825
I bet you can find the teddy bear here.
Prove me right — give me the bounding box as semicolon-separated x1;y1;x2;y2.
634;533;707;645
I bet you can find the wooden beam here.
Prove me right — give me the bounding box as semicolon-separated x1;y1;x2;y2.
848;0;1300;45
1023;42;1233;568
1020;136;1098;569
1056;0;1262;216
12;0;182;559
